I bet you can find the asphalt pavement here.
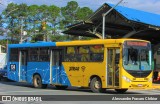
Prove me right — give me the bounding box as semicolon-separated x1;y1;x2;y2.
0;81;159;95
0;81;160;104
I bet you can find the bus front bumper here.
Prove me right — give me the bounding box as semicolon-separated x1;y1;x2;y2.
121;81;152;90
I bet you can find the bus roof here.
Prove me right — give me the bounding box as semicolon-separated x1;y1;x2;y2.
8;39;150;48
56;39;150;46
8;41;56;48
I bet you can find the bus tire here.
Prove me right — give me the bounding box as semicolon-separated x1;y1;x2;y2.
90;77;106;93
55;85;68;90
115;89;128;93
33;74;47;89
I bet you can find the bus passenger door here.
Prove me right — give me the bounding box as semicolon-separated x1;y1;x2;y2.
107;48;120;87
20;50;28;82
51;50;62;84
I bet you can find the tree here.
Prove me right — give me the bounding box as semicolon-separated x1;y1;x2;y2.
61;1;93;40
27;5;40;36
1;1;94;43
61;1;79;26
0;15;3;27
32;5;61;41
49;35;68;42
48;5;60;35
76;7;93;21
2;3;20;43
18;3;28;17
0;15;4;36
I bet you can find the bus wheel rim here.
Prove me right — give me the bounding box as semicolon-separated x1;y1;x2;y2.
37;78;40;85
94;81;100;89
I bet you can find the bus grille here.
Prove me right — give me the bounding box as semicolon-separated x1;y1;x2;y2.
127;70;152;78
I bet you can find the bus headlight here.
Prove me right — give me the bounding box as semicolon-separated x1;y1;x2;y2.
148;78;152;82
122;76;131;82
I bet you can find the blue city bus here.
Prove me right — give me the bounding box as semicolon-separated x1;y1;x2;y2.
7;41;69;89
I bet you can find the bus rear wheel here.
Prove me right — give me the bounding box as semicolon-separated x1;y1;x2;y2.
115;89;128;93
55;85;68;90
90;77;106;93
33;74;47;89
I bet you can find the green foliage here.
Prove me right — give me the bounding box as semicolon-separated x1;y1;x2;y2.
61;1;79;25
48;5;60;20
2;3;18;18
0;1;94;43
0;15;3;27
0;40;7;46
50;35;68;42
18;3;28;17
61;1;93;29
0;15;4;35
76;7;93;21
28;5;39;16
31;33;44;42
0;39;13;46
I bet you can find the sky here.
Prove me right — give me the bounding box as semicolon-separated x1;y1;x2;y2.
0;0;160;14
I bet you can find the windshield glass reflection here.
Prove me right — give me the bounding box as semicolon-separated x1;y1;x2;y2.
123;47;151;71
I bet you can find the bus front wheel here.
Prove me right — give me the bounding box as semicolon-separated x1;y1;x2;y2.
33;74;47;89
115;89;128;93
90;77;106;93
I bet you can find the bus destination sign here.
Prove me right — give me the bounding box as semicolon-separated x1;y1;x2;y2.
127;41;147;46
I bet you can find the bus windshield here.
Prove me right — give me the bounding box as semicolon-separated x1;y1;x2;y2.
123;41;151;71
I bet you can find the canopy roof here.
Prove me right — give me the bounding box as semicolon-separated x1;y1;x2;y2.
108;3;160;27
63;3;160;44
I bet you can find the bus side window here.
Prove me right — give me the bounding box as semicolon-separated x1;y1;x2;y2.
79;46;89;62
29;48;39;61
115;49;120;64
39;48;49;61
10;48;19;62
90;45;104;62
65;47;75;61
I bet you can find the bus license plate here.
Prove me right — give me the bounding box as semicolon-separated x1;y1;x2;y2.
137;84;143;87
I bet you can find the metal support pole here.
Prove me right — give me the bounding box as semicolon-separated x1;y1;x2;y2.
20;18;23;43
102;15;105;39
102;0;123;39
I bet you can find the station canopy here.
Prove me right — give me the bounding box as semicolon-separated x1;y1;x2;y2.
63;3;160;44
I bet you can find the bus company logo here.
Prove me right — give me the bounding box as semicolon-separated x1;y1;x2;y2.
69;67;79;71
2;96;11;101
81;66;86;72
